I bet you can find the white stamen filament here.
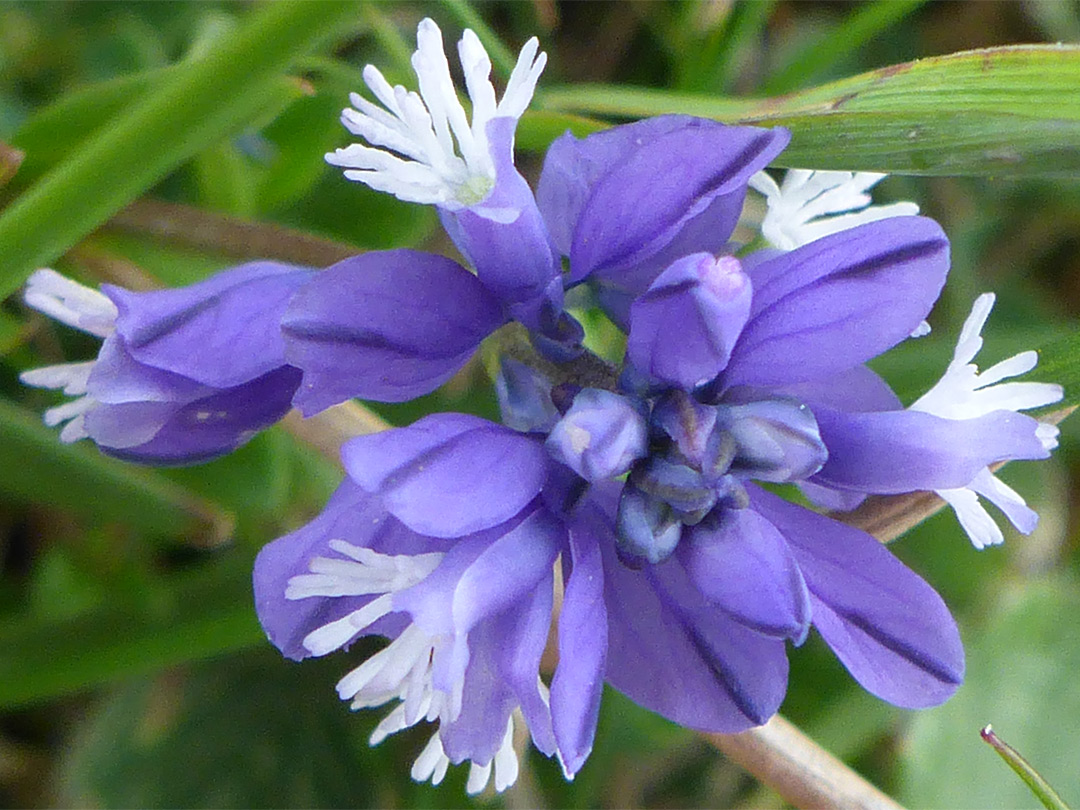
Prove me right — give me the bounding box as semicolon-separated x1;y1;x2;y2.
290;539;527;795
325;18;545;210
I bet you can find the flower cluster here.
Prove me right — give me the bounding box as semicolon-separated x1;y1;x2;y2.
21;18;1063;795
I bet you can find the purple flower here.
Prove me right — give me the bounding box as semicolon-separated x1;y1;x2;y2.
254;420;563;794
20;264;311;464
325;18;562;334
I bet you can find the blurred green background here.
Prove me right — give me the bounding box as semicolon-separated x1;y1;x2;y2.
0;1;1079;807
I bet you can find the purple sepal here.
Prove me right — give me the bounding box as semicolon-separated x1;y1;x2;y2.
282;250;505;414
95;366;301;466
718;398;828;483
812;406;1050;494
545;388;648;481
628;253;752;389
105;261;312;388
723;217;950;389
750;486;963;708
600;521;790;731
252;479;434;661
497;579;558;757
680;509;811;643
552;505;609;776
496;357;558;433
651;390;718;467
614;484;683;566
537;116;789;288
341;413;548;538
441;117;561;318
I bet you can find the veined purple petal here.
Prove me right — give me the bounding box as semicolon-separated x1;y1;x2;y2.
392;507;560;700
105;262;313;388
812;406;1050;494
94;365;302;466
723;217;949;389
552;505;609;777
537;116;789;285
589;196;744;330
679;509;810;643
439;616;521;766
777;364;902;413
598;499;789;731
450;506;562;635
282;250;504;414
498;579;557;757
87;337;210;406
252;480;434;661
628;253;752;389
750;486;963;708
341;413;548;538
440;570;557;766
441;117;561;316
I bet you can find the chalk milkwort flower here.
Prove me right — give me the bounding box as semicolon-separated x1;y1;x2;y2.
20;263;313;464
20;16;1064;797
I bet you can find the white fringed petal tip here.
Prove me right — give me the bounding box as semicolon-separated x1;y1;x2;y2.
327;18;546;211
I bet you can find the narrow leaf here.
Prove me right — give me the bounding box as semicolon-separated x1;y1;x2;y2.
538;45;1080;176
762;0;928;94
0;398;230;542
0;557;261;708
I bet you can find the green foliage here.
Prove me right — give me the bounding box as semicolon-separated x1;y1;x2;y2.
539;45;1080;176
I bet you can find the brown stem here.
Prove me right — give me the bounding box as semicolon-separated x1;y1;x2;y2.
707;716;904;810
0;141;24;190
103;198;362;267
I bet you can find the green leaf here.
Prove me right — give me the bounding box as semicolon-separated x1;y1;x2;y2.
538;45;1080;177
7;65;177;187
0;0;362;299
0;553;262;708
0;397;229;541
899;576;1080;809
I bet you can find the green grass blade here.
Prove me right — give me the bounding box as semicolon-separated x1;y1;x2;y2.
0;0;362;300
539;45;1080;177
0;398;229;541
763;0;928;94
0;556;261;708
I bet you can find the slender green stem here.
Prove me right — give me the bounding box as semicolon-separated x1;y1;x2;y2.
981;726;1072;810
